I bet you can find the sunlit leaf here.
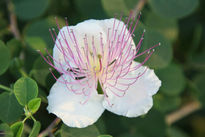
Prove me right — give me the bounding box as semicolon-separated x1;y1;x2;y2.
28;98;41;114
11;121;24;137
29;121;41;137
14;77;38;106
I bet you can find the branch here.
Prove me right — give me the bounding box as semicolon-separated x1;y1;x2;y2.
166;100;201;125
6;0;21;40
131;0;147;18
38;118;61;137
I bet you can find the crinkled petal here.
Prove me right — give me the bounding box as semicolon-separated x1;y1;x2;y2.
47;75;104;128
102;61;161;117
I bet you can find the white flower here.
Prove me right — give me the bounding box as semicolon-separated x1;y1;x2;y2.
40;16;161;128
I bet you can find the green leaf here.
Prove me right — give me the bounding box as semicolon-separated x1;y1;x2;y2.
119;133;145;137
167;127;189;137
24;16;65;49
0;40;10;75
0;123;13;137
75;0;107;18
194;73;205;106
29;121;41;137
14;77;38;106
13;0;49;20
144;12;178;42
31;57;50;87
123;0;139;9
135;28;173;69
135;109;166;137
101;0;129;17
154;94;181;113
0;92;23;123
38;88;48;103
98;135;113;137
26;37;47;54
155;63;186;96
11;121;24;137
28;98;41;114
61;124;100;137
120;109;166;137
148;0;199;19
6;39;22;58
190;52;205;70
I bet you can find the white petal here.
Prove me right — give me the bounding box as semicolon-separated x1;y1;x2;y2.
53;19;107;72
98;18;136;50
53;18;136;72
102;61;161;117
47;75;104;128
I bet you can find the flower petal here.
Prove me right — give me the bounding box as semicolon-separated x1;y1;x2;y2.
102;61;161;117
53;19;107;72
53;18;136;72
47;75;104;128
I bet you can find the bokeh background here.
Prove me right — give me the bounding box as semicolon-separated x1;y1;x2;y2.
0;0;205;137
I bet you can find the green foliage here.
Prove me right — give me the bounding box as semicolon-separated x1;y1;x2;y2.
156;63;186;96
101;0;129;16
75;0;107;18
154;94;181;113
120;109;166;137
0;40;10;75
6;39;22;58
11;121;24;137
28;98;41;114
26;37;47;54
144;12;178;42
13;0;49;20
31;57;50;87
167;127;189;137
29;121;41;137
98;135;113;137
0;92;23;123
194;73;205;106
148;0;199;19
0;123;13;137
14;77;38;106
24;16;64;49
135;28;173;69
61;124;100;137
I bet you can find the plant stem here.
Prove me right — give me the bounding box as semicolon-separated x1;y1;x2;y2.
19;68;28;77
6;0;21;40
38;118;61;137
0;84;13;92
132;0;147;18
166;100;201;125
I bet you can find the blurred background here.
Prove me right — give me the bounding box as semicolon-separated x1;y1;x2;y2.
0;0;205;137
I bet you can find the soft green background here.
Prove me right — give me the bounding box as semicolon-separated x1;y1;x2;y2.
0;0;205;136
